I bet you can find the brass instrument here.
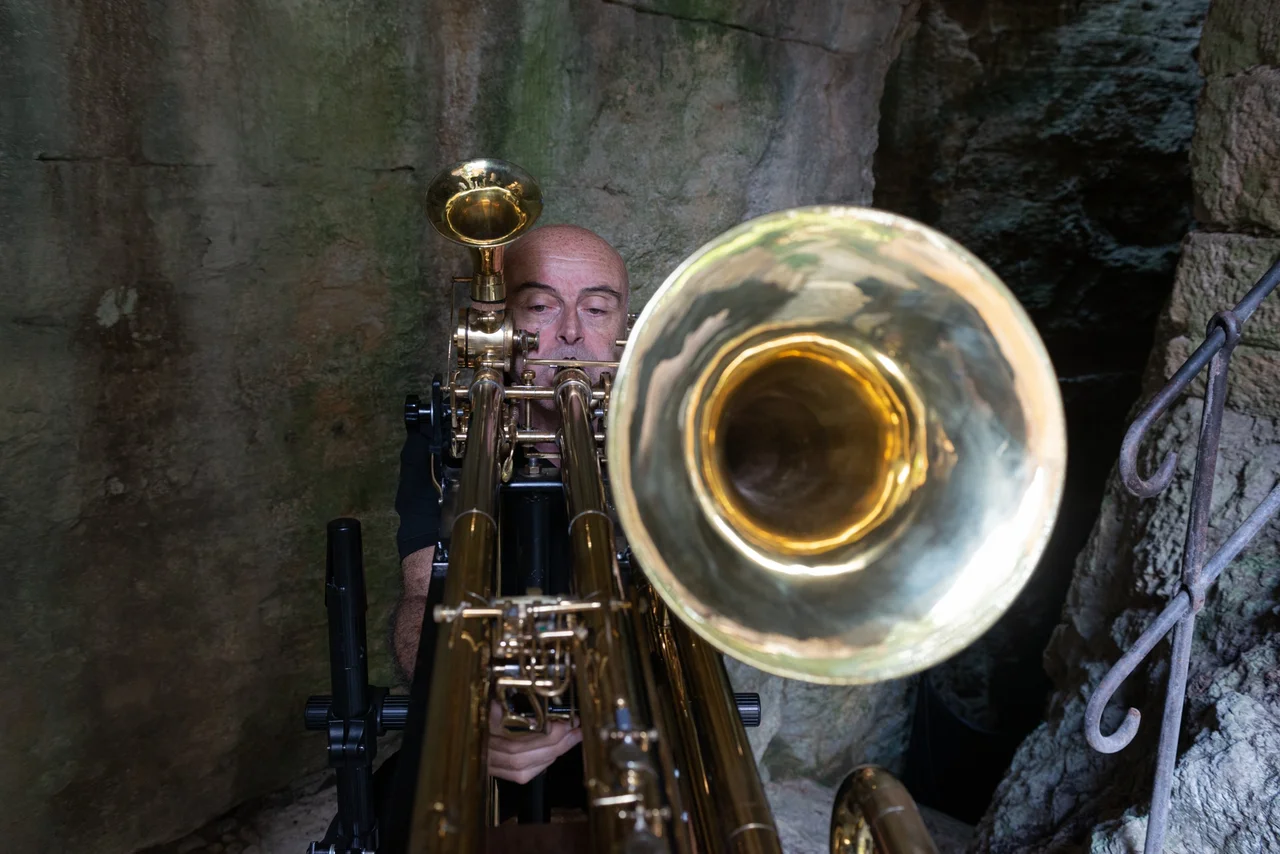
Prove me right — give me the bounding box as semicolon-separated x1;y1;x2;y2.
406;157;1067;854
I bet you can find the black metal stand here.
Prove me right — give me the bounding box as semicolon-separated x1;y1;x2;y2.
1085;254;1280;854
307;519;383;854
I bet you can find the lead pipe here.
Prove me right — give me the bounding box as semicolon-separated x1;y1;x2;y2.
409;368;505;854
555;369;692;854
666;618;782;854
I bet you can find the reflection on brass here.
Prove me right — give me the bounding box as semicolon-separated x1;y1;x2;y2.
654;597;780;853
609;205;1066;686
428;159;542;373
555;368;695;854
692;332;924;558
523;358;621;368
414;159;1067;854
426;158;543;304
452;307;540;373
830;766;938;854
408;370;505;854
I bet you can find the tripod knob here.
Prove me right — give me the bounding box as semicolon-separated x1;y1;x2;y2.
404;394;432;432
733;693;762;728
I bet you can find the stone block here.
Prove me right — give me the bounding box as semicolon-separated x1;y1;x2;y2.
1161;335;1280;421
1158;230;1280;422
1191;67;1280;233
1167;231;1280;348
1200;0;1280;76
605;0;921;56
974;396;1280;853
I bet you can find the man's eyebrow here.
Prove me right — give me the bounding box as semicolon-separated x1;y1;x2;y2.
512;282;622;300
513;281;557;295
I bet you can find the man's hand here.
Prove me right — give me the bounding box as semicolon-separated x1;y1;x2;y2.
487;700;582;785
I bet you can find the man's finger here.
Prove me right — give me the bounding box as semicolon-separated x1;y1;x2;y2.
489;742;567;773
488;729;583;782
490;757;555;786
487;721;577;755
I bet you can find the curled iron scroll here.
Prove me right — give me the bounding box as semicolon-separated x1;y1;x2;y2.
1086;255;1280;854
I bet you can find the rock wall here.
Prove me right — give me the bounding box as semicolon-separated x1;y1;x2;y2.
871;0;1210;813
973;0;1280;850
0;2;920;851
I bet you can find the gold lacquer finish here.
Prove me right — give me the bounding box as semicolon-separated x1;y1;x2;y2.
425;158;543;303
554;368;692;854
657;604;781;854
830;767;939;854
608;206;1067;685
409;370;506;854
691;333;924;558
453;307;539;372
413;156;1067;854
427;158;543;373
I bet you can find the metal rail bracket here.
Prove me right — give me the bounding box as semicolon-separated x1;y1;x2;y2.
1085;254;1280;854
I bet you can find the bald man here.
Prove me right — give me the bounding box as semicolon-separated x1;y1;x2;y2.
506;224;629;435
391;224;630;787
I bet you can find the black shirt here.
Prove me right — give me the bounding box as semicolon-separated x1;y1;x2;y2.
388;429;586;830
394;426;442;562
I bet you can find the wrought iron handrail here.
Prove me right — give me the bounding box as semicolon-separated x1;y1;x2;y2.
1085;252;1280;854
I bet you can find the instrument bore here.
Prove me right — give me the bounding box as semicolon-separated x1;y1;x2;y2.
696;334;922;557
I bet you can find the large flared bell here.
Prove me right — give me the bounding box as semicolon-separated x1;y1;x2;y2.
607;206;1067;685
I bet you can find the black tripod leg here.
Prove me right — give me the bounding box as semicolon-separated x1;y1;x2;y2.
324;518;378;852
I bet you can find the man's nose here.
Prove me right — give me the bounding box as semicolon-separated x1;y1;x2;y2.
557;314;582;346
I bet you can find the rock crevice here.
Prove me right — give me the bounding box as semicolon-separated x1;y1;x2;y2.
973;0;1280;848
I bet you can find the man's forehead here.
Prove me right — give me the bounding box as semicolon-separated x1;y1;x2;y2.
515;251;620;269
508;252;627;294
509;227;625;270
510;245;621;269
513;280;624;300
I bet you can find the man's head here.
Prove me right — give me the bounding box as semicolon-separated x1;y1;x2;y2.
506;225;630;415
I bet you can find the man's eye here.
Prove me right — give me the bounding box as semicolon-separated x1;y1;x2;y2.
585;307;607;317
528;304;550;313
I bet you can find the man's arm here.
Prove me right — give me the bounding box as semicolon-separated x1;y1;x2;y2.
392;545;433;680
392;421;441;682
391;422;579;781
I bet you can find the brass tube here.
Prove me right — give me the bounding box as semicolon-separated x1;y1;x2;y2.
555;370;690;854
645;599;716;851
830;766;938;854
409;369;505;854
469;245;505;303
451;430;602;445
516;431;603;444
666;617;781;854
525;358;620;368
457;385;607;402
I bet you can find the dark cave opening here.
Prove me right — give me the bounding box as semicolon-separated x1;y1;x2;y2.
872;0;1209;825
